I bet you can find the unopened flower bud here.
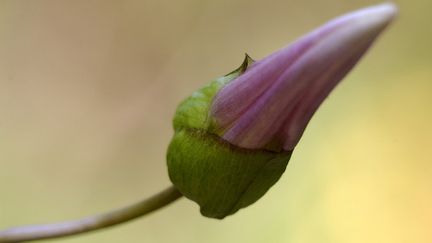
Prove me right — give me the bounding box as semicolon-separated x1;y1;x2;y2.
167;3;397;219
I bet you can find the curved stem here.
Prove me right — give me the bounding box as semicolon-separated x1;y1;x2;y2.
0;186;182;243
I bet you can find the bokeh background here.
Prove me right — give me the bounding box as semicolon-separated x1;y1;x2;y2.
0;0;431;242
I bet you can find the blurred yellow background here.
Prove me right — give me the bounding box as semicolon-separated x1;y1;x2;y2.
0;0;431;242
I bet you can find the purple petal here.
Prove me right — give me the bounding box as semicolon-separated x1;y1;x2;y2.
211;3;398;151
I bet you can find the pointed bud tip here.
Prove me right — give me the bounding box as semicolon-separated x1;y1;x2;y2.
357;3;398;29
372;2;398;17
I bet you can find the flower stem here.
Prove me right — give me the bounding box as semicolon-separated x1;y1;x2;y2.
0;186;182;242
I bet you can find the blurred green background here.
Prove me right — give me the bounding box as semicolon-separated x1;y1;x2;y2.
0;0;431;242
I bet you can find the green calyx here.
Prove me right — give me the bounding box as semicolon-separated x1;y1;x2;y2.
167;55;292;219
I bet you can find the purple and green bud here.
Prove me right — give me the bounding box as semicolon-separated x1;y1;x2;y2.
167;3;397;219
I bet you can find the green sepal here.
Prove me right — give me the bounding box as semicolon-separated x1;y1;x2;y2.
172;54;254;132
167;54;292;219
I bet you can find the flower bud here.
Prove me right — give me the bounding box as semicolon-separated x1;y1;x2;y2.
167;3;397;219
